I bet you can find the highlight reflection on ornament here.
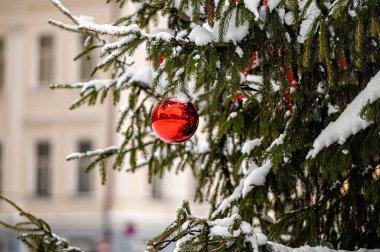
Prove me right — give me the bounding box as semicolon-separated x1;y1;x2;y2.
151;97;199;143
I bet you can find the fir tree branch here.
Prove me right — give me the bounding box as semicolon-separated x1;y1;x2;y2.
0;195;83;252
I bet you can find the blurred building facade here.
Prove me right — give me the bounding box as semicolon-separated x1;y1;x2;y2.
0;0;205;251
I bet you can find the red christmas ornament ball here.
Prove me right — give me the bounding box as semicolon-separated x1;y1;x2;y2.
151;97;199;143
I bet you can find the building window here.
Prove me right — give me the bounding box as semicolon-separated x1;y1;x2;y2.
77;140;93;195
36;142;51;197
151;175;162;199
38;35;54;85
0;38;4;91
79;36;96;80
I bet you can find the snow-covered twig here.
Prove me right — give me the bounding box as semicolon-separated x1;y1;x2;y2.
50;65;154;98
48;19;80;32
50;0;80;24
78;23;142;36
70;79;114;94
66;146;119;161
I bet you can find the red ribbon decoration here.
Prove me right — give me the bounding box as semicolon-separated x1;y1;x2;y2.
232;94;244;103
285;90;293;113
244;52;257;78
340;56;347;70
263;0;269;13
285;68;297;113
233;52;257;103
149;55;166;68
159;55;166;65
287;71;297;88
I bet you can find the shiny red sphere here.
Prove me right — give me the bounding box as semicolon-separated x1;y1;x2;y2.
151;97;199;143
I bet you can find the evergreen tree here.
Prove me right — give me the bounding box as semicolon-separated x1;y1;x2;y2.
2;0;380;251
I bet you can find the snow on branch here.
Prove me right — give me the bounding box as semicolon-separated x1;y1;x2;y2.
49;234;83;252
211;180;244;218
50;0;80;24
50;0;256;62
189;10;249;45
297;0;321;43
102;35;137;52
267;133;286;152
70;22;172;68
52;65;153;92
97;48;125;68
212;130;287;217
49;0;97;33
207;213;267;252
307;70;380;159
243;0;261;19
78;23;142;36
242;159;273;197
78;23;173;41
267;241;380;252
66;146;119;161
242;0;280;20
241;137;263;154
48;19;80;32
148;201;267;252
71;79;114;95
125;66;153;85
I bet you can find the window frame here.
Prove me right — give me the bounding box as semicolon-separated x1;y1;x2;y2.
35;141;51;198
37;34;55;87
76;140;94;196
